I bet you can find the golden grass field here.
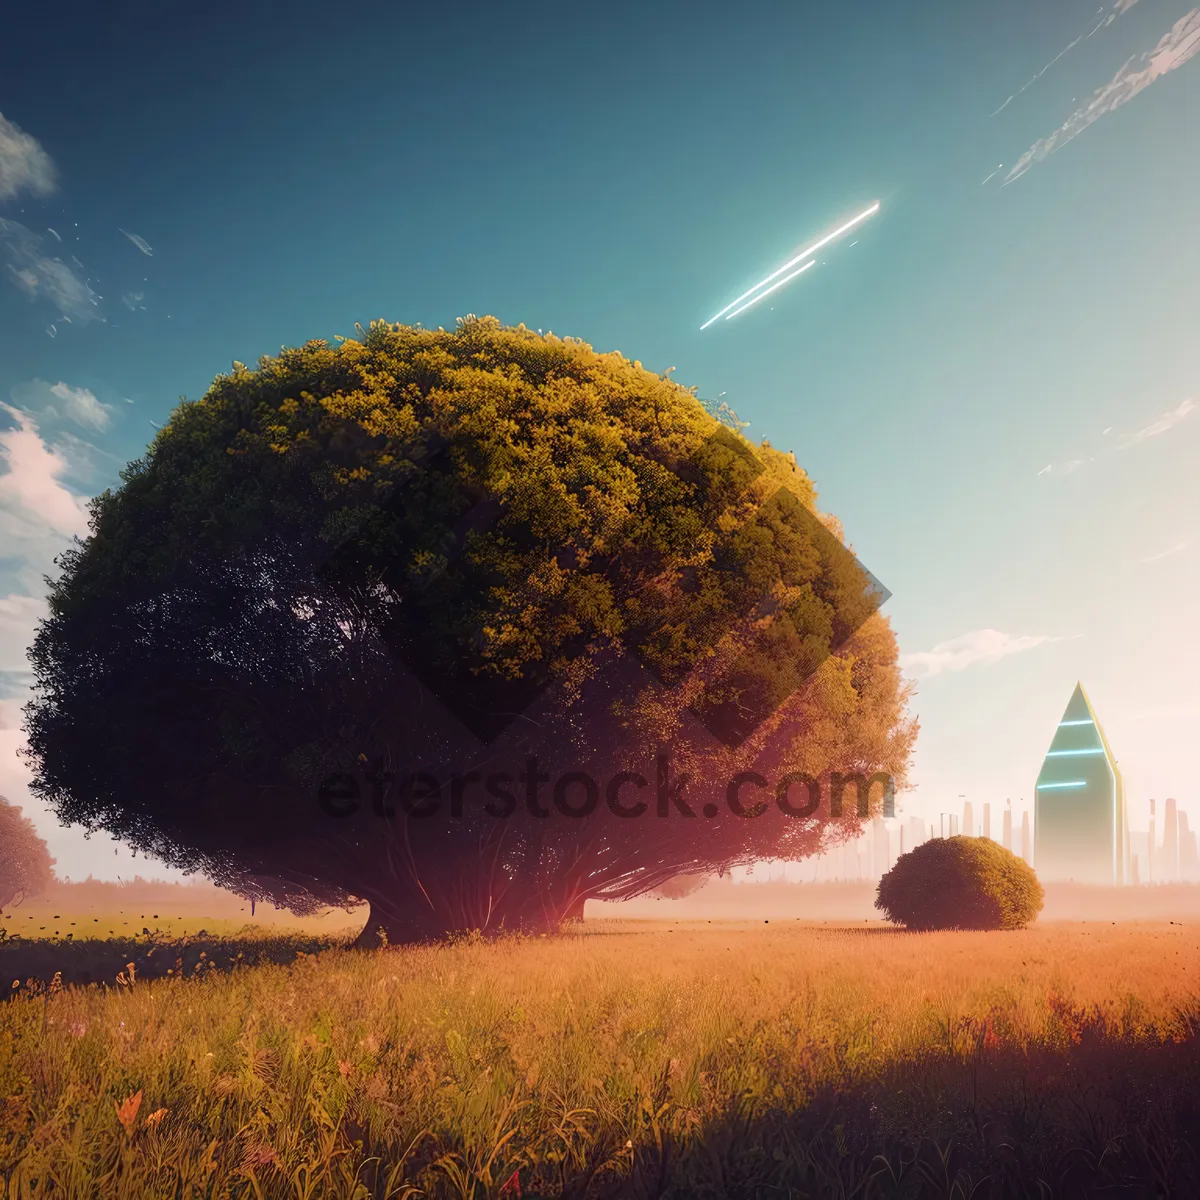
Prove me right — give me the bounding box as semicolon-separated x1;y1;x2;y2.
3;879;359;942
1;910;1199;1198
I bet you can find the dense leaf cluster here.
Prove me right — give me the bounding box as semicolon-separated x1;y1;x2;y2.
876;836;1044;931
25;316;915;939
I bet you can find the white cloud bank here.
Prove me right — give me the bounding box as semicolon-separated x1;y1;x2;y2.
0;403;92;548
0;397;93;697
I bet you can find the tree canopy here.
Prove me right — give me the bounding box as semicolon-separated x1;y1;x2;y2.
875;836;1044;931
25;315;915;942
0;798;55;912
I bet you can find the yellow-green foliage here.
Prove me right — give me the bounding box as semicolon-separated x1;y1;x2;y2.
28;315;916;934
876;835;1045;931
1;920;1198;1197
115;315;819;689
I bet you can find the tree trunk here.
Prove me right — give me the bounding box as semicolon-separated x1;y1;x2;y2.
351;883;591;947
352;901;449;948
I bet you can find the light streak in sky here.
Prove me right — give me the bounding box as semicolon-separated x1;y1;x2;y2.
990;1;1139;117
723;260;815;321
119;228;153;256
701;201;879;329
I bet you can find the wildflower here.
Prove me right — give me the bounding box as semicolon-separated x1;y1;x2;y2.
142;1107;168;1130
241;1142;280;1171
115;1090;142;1136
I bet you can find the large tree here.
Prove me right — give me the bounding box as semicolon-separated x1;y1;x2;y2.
0;798;55;912
24;316;915;943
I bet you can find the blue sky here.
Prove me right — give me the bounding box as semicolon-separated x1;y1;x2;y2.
1;0;1197;878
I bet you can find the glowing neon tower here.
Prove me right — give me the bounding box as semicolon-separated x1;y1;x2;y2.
1034;683;1126;884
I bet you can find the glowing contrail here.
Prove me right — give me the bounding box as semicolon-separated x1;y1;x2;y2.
724;259;815;320
701;201;880;330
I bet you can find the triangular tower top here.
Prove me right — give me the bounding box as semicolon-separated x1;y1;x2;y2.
1059;681;1093;724
1043;682;1119;766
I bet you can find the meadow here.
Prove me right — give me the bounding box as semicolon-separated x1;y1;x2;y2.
1;913;1199;1198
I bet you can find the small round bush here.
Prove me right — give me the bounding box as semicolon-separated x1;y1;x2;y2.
876;836;1043;931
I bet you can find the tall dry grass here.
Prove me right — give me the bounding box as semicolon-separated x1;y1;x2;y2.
1;920;1198;1197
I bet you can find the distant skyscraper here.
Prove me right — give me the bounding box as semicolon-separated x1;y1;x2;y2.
909;816;925;853
1149;799;1156;883
871;818;890;878
1163;798;1179;882
1002;803;1012;851
962;799;974;839
1034;682;1126;884
983;803;991;841
1179;812;1198;882
1020;811;1031;864
1128;831;1151;886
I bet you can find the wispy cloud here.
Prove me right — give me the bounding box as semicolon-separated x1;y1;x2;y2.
0;219;103;326
1036;459;1085;478
1038;398;1195;477
37;381;112;431
900;629;1064;678
119;228;153;257
1139;540;1189;564
0;114;57;201
990;0;1144;118
1119;398;1195;448
1006;9;1200;183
